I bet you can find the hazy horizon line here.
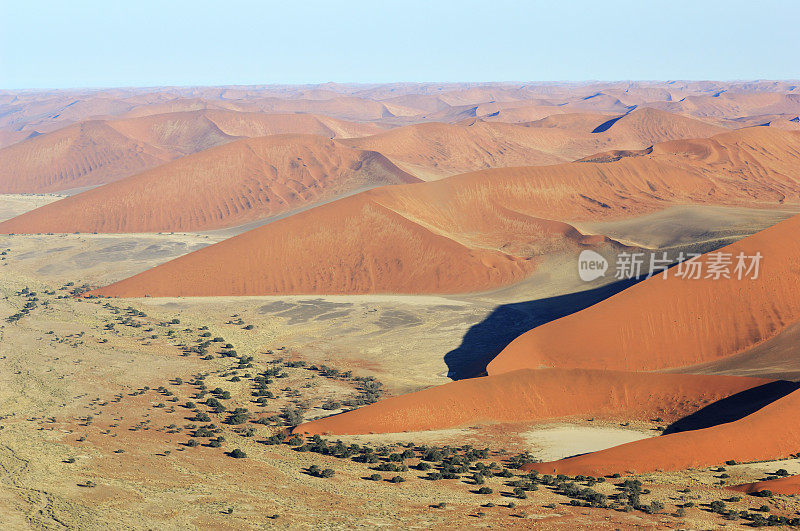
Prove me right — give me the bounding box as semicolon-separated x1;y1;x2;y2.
4;79;800;93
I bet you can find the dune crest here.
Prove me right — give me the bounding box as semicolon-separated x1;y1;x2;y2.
0;110;385;194
83;128;800;297
0;135;418;234
488;212;800;374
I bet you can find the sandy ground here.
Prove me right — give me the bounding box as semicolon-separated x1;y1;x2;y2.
0;194;64;223
3;194;800;528
575;204;799;252
523;424;657;461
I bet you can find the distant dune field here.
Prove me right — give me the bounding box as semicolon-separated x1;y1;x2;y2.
82;127;800;297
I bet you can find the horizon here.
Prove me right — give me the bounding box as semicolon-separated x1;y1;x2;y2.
1;0;798;89
5;79;800;92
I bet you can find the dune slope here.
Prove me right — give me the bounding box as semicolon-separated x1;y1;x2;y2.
0;110;385;194
342;108;726;179
293;369;774;436
488;211;800;374
0;120;173;193
81;127;800;297
729;475;800;496
341;121;567;178
0;135;419;234
525;387;800;476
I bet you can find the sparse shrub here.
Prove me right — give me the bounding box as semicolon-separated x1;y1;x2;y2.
710;500;726;513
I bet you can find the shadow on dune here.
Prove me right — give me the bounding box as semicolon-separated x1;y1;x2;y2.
590;114;625;133
444;275;648;380
663;380;800;435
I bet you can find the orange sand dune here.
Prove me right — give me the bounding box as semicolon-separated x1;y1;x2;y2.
341;121;567;178
0;110;387;193
0;120;173;193
199;110;384;139
0;135;418;234
653;92;800;121
488;211;800;375
82;127;800;296
589;107;726;144
730;475;800;496
293;369;773;436
3;82;795;137
241;96;417;122
107;111;235;155
84;190;538;296
0;129;37;149
762;118;800;131
473;108;726;163
525;387;800;476
519;107;726;160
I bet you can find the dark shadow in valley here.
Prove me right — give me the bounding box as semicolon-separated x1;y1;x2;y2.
444;275;648;380
663;380;800;435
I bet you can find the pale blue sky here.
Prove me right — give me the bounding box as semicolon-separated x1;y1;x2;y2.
1;0;797;89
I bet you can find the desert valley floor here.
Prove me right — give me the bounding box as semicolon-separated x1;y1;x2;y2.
2;82;800;529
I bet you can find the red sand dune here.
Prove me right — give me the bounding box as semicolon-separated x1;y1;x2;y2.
0;129;38;149
730;475;800;496
525;387;800;476
353;108;725;175
241;95;419;122
84;189;539;296
341;121;567;178
652;92;800;122
293;369;773;435
488;211;800;375
0;120;173;193
3;82;795;138
0;134;418;234
198;110;384;139
519;107;726;160
80;127;800;297
0;110;385;194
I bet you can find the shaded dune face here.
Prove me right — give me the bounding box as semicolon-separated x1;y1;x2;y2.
487;212;800;375
83;128;800;297
292;369;775;436
0;135;419;234
729;475;800;496
524;387;800;476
